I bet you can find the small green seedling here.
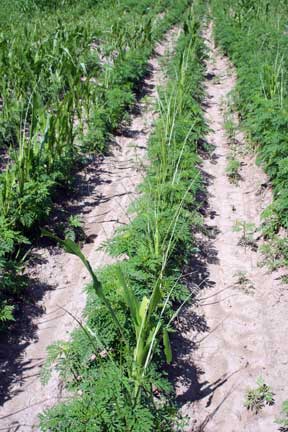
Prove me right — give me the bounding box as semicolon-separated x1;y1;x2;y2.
275;400;288;431
65;215;85;242
226;157;241;183
233;220;257;250
224;117;236;141
244;377;274;414
234;271;255;295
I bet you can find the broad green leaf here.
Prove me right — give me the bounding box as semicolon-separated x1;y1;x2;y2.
163;328;172;364
116;266;139;326
148;281;161;317
138;296;149;323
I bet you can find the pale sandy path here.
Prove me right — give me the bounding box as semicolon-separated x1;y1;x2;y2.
174;22;288;431
0;26;180;432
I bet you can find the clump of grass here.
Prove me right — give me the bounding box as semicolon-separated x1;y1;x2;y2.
223;101;243;184
234;270;255;295
224;116;236;142
226;156;241;183
233;220;257;250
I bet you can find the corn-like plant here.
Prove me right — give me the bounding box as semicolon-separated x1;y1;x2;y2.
0;0;192;326
40;3;206;428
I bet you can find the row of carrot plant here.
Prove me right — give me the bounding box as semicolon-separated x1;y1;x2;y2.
39;2;206;430
0;0;192;326
211;0;288;265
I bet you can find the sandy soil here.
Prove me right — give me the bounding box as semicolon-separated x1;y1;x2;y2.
173;23;288;431
0;26;180;432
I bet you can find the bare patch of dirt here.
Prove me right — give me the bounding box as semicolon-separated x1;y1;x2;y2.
171;22;288;432
0;26;180;432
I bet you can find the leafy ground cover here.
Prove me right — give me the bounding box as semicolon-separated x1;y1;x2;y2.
0;0;192;325
39;2;207;430
211;0;288;258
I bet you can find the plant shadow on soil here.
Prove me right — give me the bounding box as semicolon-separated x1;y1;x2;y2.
0;154;124;407
0;60;159;409
0;277;54;407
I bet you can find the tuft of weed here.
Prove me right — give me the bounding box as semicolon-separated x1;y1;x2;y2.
226;157;241;183
233;271;255;295
233;220;257;250
244;377;275;414
275;400;288;431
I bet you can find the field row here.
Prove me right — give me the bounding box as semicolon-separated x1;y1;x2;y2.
212;0;288;266
0;0;191;325
39;2;206;429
